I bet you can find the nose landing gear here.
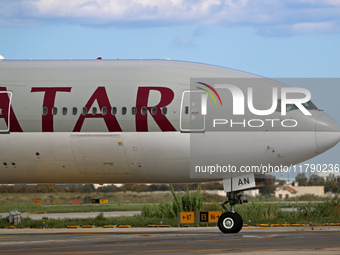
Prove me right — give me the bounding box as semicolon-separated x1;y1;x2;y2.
218;191;248;233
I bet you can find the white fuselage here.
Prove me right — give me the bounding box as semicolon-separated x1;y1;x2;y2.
0;60;339;184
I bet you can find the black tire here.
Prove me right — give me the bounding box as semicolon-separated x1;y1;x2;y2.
234;212;243;233
218;212;243;234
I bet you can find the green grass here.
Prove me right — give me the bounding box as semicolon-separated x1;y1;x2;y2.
0;191;170;213
0;203;144;214
231;195;340;225
142;187;203;219
1;215;178;228
0;191;173;205
141;190;340;226
1;212;339;229
0;190;339;228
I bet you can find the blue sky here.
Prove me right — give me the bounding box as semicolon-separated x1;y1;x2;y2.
1;0;340;77
1;0;340;181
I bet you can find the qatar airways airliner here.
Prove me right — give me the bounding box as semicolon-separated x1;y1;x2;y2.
0;57;339;233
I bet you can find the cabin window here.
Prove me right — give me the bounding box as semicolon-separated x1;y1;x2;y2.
131;107;137;115
112;107;117;115
42;107;48;116
92;107;97;115
73;107;77;115
162;107;167;115
52;107;58;115
82;107;87;115
141;106;147;115
122;107;127;115
151;107;157;115
62;107;67;115
102;107;107;115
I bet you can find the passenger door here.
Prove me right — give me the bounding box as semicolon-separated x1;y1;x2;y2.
180;90;206;133
0;91;12;133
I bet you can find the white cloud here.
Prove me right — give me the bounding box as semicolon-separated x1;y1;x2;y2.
1;0;340;35
292;22;339;34
27;0;221;23
257;21;340;36
296;0;340;7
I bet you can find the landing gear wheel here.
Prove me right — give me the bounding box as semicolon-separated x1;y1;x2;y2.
218;212;243;233
234;212;243;232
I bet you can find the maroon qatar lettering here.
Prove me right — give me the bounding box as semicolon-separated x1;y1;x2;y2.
135;87;176;132
31;87;72;132
73;87;122;132
7;86;175;132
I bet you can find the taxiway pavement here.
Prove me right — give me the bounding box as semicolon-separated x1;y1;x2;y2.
0;226;338;254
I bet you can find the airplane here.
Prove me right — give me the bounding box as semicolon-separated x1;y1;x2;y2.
0;57;339;233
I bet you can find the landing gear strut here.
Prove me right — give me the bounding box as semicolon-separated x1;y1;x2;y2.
218;191;247;233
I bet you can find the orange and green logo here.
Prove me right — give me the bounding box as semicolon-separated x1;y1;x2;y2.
196;82;222;106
